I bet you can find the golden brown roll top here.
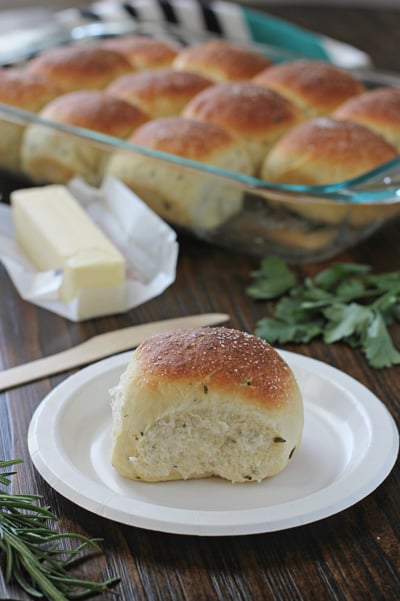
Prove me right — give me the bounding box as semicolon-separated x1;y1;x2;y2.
334;86;400;152
261;117;397;187
36;90;149;137
183;82;303;172
0;68;61;171
107;68;214;118
107;116;253;229
0;68;61;112
26;44;134;92
253;59;365;117
21;91;150;185
110;326;304;483
173;39;271;82
127;116;250;163
134;327;299;407
100;35;181;70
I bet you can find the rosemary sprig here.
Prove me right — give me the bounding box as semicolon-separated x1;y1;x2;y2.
0;458;120;600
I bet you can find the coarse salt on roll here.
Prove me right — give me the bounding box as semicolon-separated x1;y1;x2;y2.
100;35;181;70
253;59;365;117
334;86;400;152
183;81;303;173
26;44;134;92
107;68;213;118
173;39;271;82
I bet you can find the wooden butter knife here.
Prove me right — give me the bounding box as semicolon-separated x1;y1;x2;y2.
0;313;229;392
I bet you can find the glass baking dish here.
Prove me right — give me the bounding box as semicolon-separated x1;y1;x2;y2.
1;19;400;263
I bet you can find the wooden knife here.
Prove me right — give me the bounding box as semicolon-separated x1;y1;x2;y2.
0;313;229;392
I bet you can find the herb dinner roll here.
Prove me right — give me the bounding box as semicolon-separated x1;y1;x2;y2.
261;117;397;187
26;44;133;92
100;35;181;70
21;91;149;185
107;68;213;118
183;82;303;173
0;68;61;171
0;68;61;111
334;86;400;152
261;117;398;226
107;116;253;229
173;39;271;82
253;59;365;117
110;327;304;483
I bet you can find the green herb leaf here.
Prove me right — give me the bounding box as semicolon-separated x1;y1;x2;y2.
255;317;322;344
322;303;372;343
313;263;371;291
246;257;297;299
247;260;400;369
363;311;400;369
0;459;120;600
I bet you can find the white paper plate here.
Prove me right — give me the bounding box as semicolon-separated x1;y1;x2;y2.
28;350;398;536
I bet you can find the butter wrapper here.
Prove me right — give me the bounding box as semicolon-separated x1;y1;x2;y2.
0;176;179;321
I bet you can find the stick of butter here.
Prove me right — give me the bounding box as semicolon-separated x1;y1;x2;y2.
11;185;126;302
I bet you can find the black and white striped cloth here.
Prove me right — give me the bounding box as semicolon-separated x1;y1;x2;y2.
0;0;371;67
55;0;371;66
57;0;254;44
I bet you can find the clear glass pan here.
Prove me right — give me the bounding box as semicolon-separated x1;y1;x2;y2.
1;20;400;262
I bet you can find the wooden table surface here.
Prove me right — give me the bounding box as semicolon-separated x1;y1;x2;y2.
1;4;400;601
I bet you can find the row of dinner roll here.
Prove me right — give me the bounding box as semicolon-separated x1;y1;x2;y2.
0;36;180;177
104;71;303;229
253;63;399;228
0;37;273;184
0;37;294;232
1;36;400;232
26;36;184;89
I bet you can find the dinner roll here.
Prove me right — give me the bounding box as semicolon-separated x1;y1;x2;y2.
107;68;213;118
100;35;181;70
261;117;397;186
110;327;303;483
173;39;271;82
183;82;303;173
26;44;133;92
334;86;400;152
253;59;364;117
261;117;397;226
107;117;253;229
21;91;149;185
0;68;60;171
0;68;61;112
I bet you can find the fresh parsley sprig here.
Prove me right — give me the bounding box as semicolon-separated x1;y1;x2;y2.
0;458;120;600
246;258;400;369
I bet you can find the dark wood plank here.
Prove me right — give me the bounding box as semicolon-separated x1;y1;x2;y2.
1;5;400;601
